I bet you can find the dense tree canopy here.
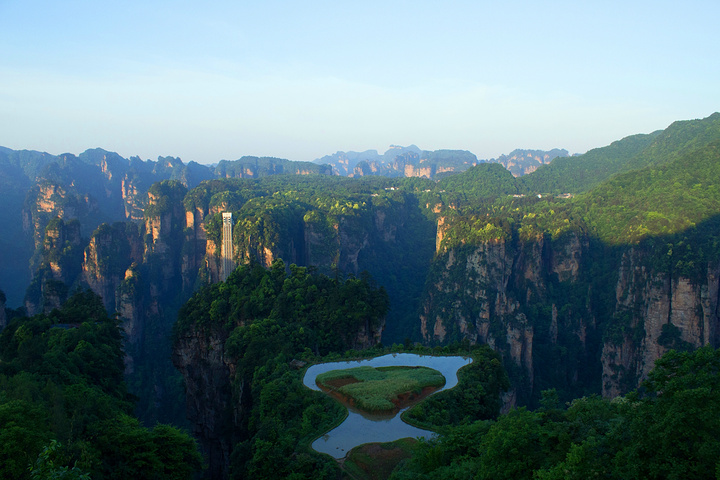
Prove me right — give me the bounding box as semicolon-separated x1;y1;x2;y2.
176;259;390;479
390;346;720;480
0;290;202;479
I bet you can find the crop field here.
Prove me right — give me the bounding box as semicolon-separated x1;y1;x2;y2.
316;365;446;412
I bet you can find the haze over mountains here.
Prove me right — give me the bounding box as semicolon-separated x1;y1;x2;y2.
314;145;571;178
2;112;720;478
0;144;566;307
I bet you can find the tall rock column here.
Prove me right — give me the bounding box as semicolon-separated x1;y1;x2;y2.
24;218;84;315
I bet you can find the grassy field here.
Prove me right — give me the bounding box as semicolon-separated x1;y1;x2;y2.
316;366;446;412
341;438;416;480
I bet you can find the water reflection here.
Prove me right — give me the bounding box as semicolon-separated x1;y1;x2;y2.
304;353;472;458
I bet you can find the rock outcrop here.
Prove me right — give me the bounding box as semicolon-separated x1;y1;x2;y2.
497;149;570;177
24;218;84;314
173;325;239;480
601;249;720;396
321;146;479;179
82;222;143;313
421;236;564;407
424;219;720;404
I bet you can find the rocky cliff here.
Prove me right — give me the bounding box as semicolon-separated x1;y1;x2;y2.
423;216;720;404
319;146;479;179
173;325;240;480
24;218;85;314
496;148;570;177
82;222;143;314
602;248;720;396
23;183;98;265
421;230;594;406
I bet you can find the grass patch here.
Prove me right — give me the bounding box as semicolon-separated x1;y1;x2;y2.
316;366;445;413
341;438;416;480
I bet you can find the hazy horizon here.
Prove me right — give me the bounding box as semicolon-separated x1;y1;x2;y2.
1;1;718;164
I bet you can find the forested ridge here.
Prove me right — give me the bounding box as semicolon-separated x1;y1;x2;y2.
0;290;202;479
390;347;720;480
2;113;720;478
173;259;390;478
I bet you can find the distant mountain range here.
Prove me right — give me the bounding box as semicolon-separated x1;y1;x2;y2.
314;146;570;178
3;113;720;478
0;144;572;305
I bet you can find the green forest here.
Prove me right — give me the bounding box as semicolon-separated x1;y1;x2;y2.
0;290;202;479
391;347;720;480
174;259;389;479
2;113;720;478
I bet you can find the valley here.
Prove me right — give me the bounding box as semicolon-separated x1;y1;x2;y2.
1;113;720;478
305;353;473;459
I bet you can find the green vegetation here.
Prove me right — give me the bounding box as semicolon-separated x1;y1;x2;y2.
404;346;509;428
214;155;331;178
183;174;437;344
436;162;519;206
316;366;445;412
390;346;720;480
518;112;720;198
0;290;202;479
341;439;416;480
5;113;720;479
520;132;660;194
176;259;389;479
576;142;720;244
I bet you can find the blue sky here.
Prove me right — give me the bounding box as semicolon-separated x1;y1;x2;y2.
1;0;718;163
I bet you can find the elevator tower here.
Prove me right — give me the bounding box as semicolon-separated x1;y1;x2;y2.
221;212;234;281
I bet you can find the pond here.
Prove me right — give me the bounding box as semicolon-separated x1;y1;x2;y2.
303;353;472;459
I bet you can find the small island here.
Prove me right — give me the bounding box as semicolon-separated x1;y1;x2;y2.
316;365;446;413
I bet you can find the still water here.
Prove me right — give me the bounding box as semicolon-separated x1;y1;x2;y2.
303;353;473;458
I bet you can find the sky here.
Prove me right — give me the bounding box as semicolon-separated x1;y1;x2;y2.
0;0;718;164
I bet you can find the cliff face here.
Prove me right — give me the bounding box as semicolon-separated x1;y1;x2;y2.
82;223;143;314
173;325;239;480
425;220;720;403
131;182;188;328
601;249;720;396
121;175;146;221
324;146;486;179
23;183;97;263
422;226;602;406
232;201;413;276
25;218;84;314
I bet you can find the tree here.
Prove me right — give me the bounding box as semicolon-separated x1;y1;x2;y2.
29;440;90;480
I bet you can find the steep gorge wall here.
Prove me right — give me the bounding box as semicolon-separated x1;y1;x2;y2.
602;249;720;396
82;223;143;314
25;180;194;422
24;218;84;314
421;231;592;406
423;221;720;404
173;325;240;480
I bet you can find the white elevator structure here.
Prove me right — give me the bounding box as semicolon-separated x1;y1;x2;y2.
221;212;235;281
